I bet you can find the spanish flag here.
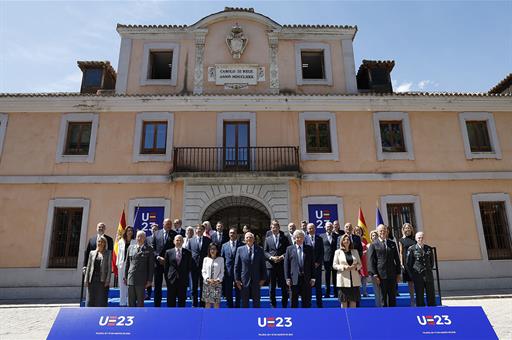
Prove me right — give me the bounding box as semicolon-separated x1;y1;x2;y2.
357;207;370;243
112;209;127;276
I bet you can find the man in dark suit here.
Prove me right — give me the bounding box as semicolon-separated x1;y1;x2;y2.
144;223;159;300
83;222;114;270
367;224;401;307
344;223;363;259
124;230;154;307
211;221;229;247
305;223;324;307
264;220;290;308
284;222;297;245
189;223;211;307
165;234;192;307
151;218;176;307
320;221;338;298
173;219;186;237
284;230;315;308
234;232;267;308
220;227;243;308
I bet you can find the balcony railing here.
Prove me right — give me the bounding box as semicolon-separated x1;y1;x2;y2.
171;146;300;173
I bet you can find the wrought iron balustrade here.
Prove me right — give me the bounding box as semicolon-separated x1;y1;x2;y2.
171;146;300;173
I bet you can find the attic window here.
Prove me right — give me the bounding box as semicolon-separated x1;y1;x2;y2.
301;51;325;80
82;69;103;87
149;51;173;80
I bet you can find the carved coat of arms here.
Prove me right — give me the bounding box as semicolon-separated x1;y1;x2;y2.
226;23;248;59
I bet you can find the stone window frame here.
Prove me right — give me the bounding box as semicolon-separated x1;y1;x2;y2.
299;112;339;161
41;198;90;270
459;112;502;160
0;113;8;161
301;196;345;228
373;111;415;160
472;193;512;261
56;113;99;163
295;42;333;86
380;194;424;232
140;43;180;86
133;112;174;162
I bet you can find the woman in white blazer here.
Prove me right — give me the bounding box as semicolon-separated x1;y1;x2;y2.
333;234;362;308
201;243;225;308
116;226;135;306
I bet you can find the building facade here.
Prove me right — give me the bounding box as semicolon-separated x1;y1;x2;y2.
0;8;511;300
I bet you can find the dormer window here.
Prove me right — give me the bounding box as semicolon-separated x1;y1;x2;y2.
82;69;103;87
149;51;173;80
140;43;180;86
301;50;325;80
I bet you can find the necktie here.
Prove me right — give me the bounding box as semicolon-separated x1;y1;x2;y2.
328;233;332;244
298;246;303;270
164;231;168;243
249;247;253;263
311;235;315;247
176;248;181;265
231;241;235;253
274;234;278;248
199;237;202;249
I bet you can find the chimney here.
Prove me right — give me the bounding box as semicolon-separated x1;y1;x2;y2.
77;61;117;94
356;60;395;93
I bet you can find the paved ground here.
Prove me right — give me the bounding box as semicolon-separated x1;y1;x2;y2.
1;297;510;339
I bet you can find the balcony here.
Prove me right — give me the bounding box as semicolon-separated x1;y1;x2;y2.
171;146;300;177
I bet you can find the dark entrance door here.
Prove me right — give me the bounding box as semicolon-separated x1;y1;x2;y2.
206;205;270;246
223;121;249;170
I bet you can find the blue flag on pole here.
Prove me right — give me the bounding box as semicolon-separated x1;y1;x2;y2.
376;206;384;226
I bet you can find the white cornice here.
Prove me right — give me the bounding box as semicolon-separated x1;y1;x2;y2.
0;95;511;113
0;172;511;184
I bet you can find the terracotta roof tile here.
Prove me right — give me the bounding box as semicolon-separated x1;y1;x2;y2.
489;73;512;94
77;61;117;80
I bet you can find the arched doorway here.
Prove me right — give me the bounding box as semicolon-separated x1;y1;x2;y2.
202;196;271;245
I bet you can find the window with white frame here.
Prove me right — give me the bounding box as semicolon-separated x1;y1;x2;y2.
0;113;8;160
140;43;179;86
380;195;423;240
295;42;333;85
56;113;99;163
41;198;90;269
373;111;414;160
472;193;512;261
133;112;174;162
459;112;502;159
299;112;339;161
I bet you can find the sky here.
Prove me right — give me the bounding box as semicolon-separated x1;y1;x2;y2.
0;0;511;94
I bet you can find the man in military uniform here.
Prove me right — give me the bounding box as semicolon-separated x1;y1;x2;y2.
125;230;154;307
406;231;436;306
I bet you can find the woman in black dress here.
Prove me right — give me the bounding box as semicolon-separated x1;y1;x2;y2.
332;234;362;308
399;223;416;306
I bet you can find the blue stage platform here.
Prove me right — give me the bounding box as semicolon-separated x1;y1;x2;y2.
81;283;441;308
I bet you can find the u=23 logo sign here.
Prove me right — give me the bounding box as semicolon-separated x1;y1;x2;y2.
258;317;293;328
98;316;135;327
417;315;452;326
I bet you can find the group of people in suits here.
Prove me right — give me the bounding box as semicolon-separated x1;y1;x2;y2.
83;217;436;309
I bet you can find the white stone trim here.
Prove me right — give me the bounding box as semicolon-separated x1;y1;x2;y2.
115;37;132;94
472;193;512;261
216;112;257;170
299;112;339;161
140;43;179;86
56;113;99;163
0;113;8;160
2;95;512;113
182;181;290;227
127;198;171;226
340;38;357;94
295;42;333;86
133;112;174;162
373;111;414;160
380;194;423;231
459;112;502;159
1;171;512;184
41;198;90;270
301;196;344;226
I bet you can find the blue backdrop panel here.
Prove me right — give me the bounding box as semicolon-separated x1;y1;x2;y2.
307;204;338;234
200;308;350;340
133;206;165;236
47;307;203;340
47;306;497;340
346;306;497;339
